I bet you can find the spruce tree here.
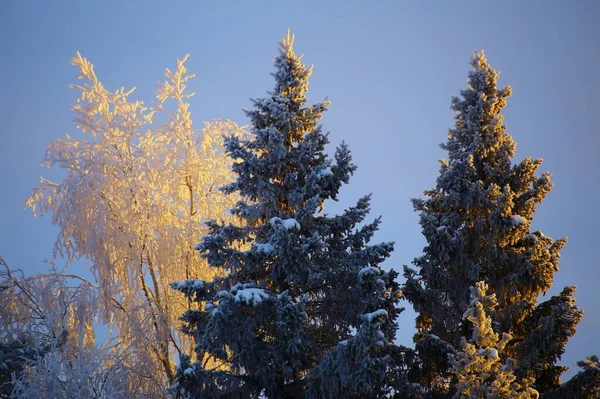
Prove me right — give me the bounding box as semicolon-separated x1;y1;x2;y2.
171;30;412;398
403;51;594;397
449;282;539;398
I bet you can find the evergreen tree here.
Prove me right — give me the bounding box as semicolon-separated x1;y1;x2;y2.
403;51;595;397
0;334;41;398
171;30;413;398
449;282;538;399
541;355;600;399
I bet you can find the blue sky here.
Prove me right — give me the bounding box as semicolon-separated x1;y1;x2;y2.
1;1;598;378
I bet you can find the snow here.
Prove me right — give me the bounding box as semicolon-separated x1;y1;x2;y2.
172;279;205;290
234;287;270;306
270;217;300;230
525;233;539;242
436;226;447;232
488;348;499;360
205;303;220;316
338;339;348;346
316;167;332;178
511;215;525;226
183;367;195;376
364;309;388;322
358;266;380;278
254;243;275;254
281;218;300;230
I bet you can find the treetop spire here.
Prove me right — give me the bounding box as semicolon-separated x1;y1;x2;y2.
281;28;295;57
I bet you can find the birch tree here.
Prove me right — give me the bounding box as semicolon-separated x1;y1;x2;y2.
26;53;243;396
0;256;131;398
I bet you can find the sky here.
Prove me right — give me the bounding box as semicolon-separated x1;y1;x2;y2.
1;0;598;379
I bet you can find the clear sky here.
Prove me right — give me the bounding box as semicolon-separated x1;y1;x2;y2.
1;1;598;378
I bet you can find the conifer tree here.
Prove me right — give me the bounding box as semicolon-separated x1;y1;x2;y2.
403;51;595;397
541;355;600;399
172;30;413;398
449;282;539;399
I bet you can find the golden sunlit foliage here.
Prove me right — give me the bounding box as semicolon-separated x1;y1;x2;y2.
26;53;245;396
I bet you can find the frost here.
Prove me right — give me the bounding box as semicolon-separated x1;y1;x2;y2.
363;309;388;322
270;217;300;230
24;51;247;392
254;243;275;254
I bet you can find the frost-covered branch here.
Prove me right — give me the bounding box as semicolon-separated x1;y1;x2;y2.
26;52;245;396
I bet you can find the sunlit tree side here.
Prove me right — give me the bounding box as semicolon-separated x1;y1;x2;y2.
449;282;539;399
26;53;243;396
403;51;596;397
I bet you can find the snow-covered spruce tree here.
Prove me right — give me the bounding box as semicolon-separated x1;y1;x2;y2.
26;53;243;396
541;355;600;399
172;30;412;398
403;51;593;397
449;282;538;399
0;334;40;398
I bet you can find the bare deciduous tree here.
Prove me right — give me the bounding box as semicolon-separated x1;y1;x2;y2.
26;53;243;396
